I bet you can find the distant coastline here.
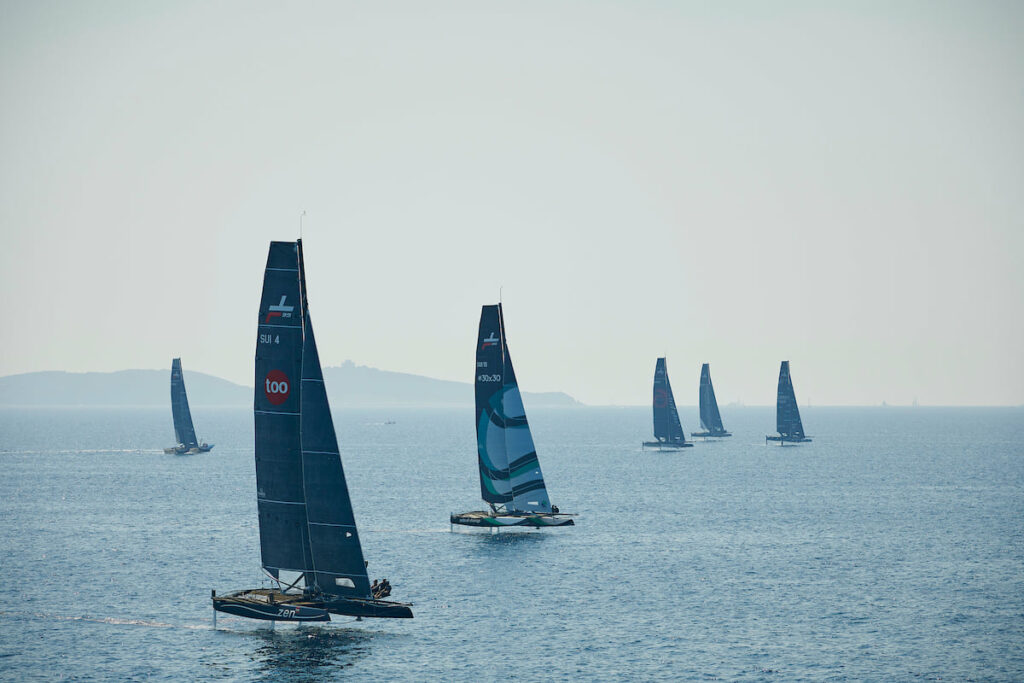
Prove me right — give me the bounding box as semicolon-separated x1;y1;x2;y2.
0;361;581;408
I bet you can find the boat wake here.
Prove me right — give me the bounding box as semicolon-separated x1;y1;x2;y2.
0;610;210;630
0;448;158;456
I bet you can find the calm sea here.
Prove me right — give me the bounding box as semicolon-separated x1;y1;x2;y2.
0;405;1022;681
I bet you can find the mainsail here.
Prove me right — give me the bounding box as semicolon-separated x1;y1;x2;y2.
652;357;686;444
169;358;199;449
475;304;552;514
698;363;726;434
775;360;805;439
254;240;370;598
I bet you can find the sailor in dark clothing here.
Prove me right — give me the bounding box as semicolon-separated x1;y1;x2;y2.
551;505;559;514
371;579;379;597
379;579;391;598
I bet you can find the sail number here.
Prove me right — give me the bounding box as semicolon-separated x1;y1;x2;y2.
477;374;502;382
259;334;280;344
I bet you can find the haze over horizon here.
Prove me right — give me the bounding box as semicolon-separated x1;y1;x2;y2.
2;2;1022;407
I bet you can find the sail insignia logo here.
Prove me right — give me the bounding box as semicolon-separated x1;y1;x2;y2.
480;332;499;350
265;370;290;405
653;387;669;408
264;296;295;324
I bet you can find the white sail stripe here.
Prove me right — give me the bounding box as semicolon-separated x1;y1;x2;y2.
303;450;339;455
255;410;300;416
265;267;299;272
258;498;306;506
301;378;324;383
259;323;300;329
308;521;357;528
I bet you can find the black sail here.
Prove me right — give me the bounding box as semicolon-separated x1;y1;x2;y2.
254;241;312;585
776;361;805;439
652;357;686;444
297;247;371;597
169;358;199;449
698;363;726;434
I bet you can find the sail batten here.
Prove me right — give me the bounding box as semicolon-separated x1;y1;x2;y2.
474;304;553;514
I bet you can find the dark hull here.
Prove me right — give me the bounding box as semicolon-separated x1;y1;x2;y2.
691;431;731;438
164;444;214;455
766;435;812;444
451;511;575;528
212;589;413;620
642;441;693;449
213;596;330;621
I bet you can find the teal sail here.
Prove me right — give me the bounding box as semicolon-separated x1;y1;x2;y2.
474;304;552;514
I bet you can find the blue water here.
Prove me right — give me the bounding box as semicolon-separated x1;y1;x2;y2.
0;405;1022;681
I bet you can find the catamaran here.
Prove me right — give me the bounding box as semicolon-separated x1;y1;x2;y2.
212;240;412;621
642;357;692;449
163;358;213;454
766;360;812;444
450;303;575;529
691;363;731;438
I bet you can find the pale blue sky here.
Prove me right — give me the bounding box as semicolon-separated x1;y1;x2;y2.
1;1;1021;405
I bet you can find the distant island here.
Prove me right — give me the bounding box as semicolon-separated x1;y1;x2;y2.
0;361;581;408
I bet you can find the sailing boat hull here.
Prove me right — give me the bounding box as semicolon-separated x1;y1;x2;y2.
642;441;693;449
212;589;413;620
766;435;812;444
163;444;214;455
691;431;731;438
450;511;575;528
213;592;331;622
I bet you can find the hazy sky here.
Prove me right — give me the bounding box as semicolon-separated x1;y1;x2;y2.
2;1;1022;406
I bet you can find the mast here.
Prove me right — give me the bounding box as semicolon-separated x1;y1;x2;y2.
169;358;199;449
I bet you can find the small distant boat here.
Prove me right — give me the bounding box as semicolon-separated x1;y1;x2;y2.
450;304;575;529
766;361;812;444
163;358;213;455
642;357;692;449
691;363;731;438
213;240;412;621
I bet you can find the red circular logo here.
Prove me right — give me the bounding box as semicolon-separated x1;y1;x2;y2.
265;370;291;405
653;388;668;408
